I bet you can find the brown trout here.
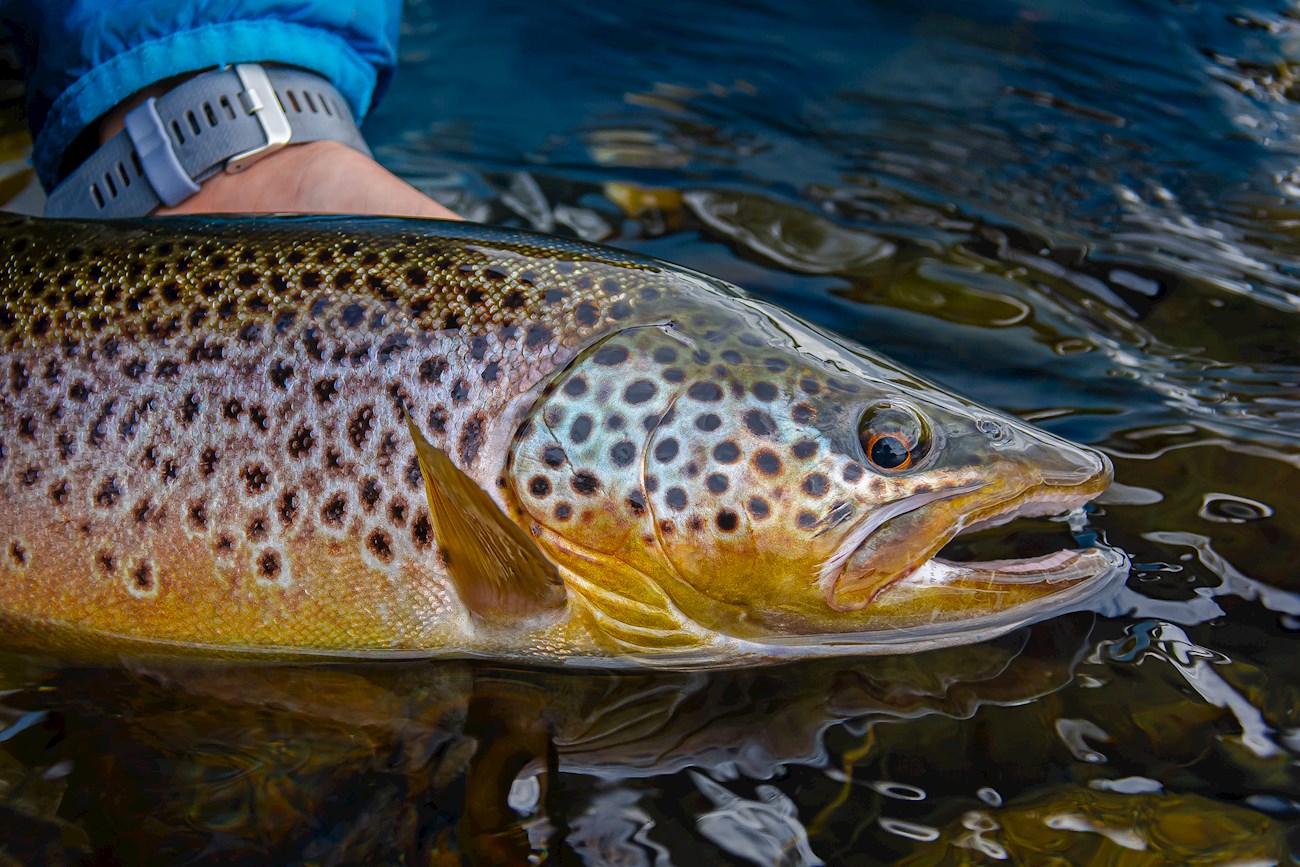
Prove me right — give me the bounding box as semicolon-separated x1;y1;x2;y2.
0;215;1124;665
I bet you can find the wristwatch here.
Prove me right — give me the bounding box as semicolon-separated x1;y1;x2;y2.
45;64;372;218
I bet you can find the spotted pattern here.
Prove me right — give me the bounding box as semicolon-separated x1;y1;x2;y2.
0;216;687;652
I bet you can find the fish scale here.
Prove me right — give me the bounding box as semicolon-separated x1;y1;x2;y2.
0;215;683;658
0;215;1121;665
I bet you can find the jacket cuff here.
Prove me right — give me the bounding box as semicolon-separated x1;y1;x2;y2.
33;19;380;191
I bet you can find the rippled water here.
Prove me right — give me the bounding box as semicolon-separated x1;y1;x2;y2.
2;1;1300;863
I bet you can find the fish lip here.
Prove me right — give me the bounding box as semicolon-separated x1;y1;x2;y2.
827;467;1114;611
817;481;986;594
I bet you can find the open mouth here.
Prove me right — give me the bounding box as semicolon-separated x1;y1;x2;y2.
905;489;1114;589
828;478;1122;618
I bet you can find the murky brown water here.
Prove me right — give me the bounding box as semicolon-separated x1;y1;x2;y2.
2;1;1299;863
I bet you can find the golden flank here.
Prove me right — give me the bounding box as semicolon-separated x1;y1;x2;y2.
0;216;1124;665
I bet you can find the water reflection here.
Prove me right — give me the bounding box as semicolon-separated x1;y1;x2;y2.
2;0;1299;860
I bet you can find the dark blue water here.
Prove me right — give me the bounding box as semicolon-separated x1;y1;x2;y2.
2;1;1299;863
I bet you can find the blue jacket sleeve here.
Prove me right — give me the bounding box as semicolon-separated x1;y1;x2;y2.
1;0;402;190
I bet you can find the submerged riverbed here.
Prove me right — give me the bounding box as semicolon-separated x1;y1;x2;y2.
2;0;1299;863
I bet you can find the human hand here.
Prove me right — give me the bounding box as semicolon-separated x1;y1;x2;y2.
97;81;461;221
156;140;462;220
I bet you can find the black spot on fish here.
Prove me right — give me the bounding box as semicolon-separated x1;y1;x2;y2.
610;300;632;320
243;464;270;495
716;509;738;532
575;302;599;326
525;323;553;348
754;449;782;476
246;516;268;542
593;344;629;366
800;377;820;395
368;528;394;563
644;475;659;493
752;381;777;402
663;367;685;384
542;445;566;468
314;378;338;404
571;471;600;496
189;500;208;529
428;406;449;433
665;487;688;511
843;463;864;483
288;425;317;459
258;550;281;579
654;438;679;463
406;266;429;287
223;398;243;421
280;490;298;526
797;511;818;529
792;440;818;459
131;562;153;592
713;441;741;464
721;349;743;364
570;415;593;444
482;361;500;383
563;376;588;397
627;489;647;515
605;413;625;431
322;494;348;526
743;409;776;437
687;382;723;402
529;476;552;498
610;441;636;467
747;497;770;519
695;413;721;432
653;347;678;364
95;477;120;508
411;512;432;548
625;379;657;404
360;477;383;511
9;542;25;567
419;357;448;384
707;473;728;494
49;481;67;505
451;378;470;403
792;403;815;423
460;413;486;465
200;448;220;476
802;474;828;497
348;406;375;449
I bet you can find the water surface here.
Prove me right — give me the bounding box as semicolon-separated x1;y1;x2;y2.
2;1;1299;863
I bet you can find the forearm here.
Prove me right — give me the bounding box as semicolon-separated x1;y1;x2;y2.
3;0;402;191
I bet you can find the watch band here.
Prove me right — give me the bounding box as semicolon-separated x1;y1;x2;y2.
46;64;372;218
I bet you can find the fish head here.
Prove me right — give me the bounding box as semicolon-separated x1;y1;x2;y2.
507;293;1122;654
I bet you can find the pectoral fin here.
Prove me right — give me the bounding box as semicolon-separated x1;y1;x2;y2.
406;413;566;622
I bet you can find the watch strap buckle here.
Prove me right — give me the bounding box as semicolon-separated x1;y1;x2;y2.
225;64;292;174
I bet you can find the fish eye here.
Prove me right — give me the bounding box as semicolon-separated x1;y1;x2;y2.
858;402;930;473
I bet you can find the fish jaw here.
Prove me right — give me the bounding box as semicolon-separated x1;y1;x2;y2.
825;450;1120;631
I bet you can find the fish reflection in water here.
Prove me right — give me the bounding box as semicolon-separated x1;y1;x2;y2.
0;617;1288;864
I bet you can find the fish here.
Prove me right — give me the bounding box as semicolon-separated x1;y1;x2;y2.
0;214;1126;665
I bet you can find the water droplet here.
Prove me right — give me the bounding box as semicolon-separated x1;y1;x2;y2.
870;781;927;801
878;817;939;842
1198;493;1272;523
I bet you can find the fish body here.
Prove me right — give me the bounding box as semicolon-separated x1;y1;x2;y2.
0;215;1124;665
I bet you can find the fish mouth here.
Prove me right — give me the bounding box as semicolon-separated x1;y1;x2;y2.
826;456;1121;626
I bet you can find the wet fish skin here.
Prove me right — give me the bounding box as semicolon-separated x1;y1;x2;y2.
0;215;1118;664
